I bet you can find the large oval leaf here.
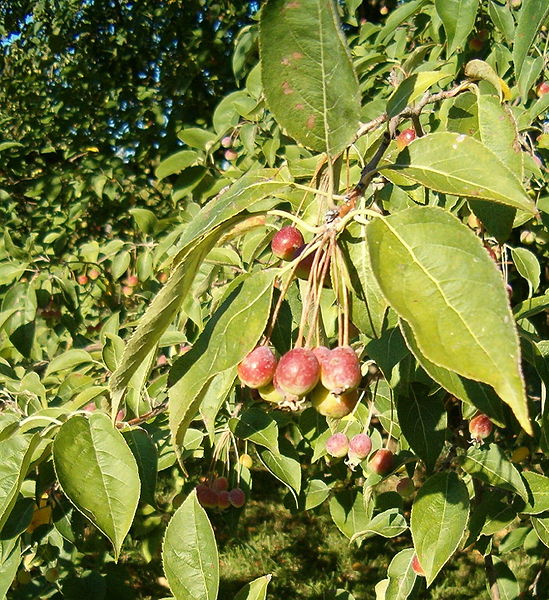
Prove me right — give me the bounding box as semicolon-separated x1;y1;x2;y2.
435;0;479;56
234;575;272;600
367;206;531;434
410;472;469;586
380;133;535;213
53;413;140;560
162;490;219;600
260;0;360;156
512;0;549;80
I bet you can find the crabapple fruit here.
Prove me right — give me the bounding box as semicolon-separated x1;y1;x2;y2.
77;274;89;285
126;275;139;287
320;346;361;394
224;149;238;161
221;136;233;148
238;346;277;389
396;477;415;498
312;345;331;366
196;485;219;509
348;433;372;459
217;490;231;510
293;245;331;286
325;433;350;458
411;554;425;576
271;226;305;261
275;348;320;396
211;476;229;492
368;449;394;475
469;414;493;441
229;487;246;508
536;81;549;97
239;454;253;468
396;128;416;150
88;268;100;280
310;386;359;419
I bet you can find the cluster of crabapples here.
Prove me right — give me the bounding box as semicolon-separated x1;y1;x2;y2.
195;476;246;511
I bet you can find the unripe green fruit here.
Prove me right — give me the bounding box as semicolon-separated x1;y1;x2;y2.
239;453;253;469
310;386;359;419
396;477;415;498
45;568;59;583
17;570;32;585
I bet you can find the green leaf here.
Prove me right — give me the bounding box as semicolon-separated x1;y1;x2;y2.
531;515;549;548
162;491;219;600
385;548;417;600
493;557;520;600
399;319;506;426
518;55;544;101
122;428;158;507
396;387;447;472
169;271;276;450
0;434;38;531
52;413;140;560
521;471;549;515
130;208;158;236
487;2;515;44
411;472;469;586
329;489;372;540
102;334;125;372
387;72;450;117
380;133;535;213
199;367;238;440
511;247;540;295
435;0;479;56
177;128;217;151
512;0;549;80
367;206;531;434
257;439;301;506
0;538;20;598
304;479;332;510
260;0;360;155
376;0;429;44
458;444;528;501
351;508;408;543
234;575;272;600
229;408;279;454
156;150;198;180
111;250;131;281
464;60;507;101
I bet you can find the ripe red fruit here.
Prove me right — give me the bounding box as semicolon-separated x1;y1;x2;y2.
122;285;133;296
396;128;416;150
238;346;277;389
224;148;238;161
271;226;305;261
320;346;361;394
126;275;139;287
311;387;359;419
229;487;246;508
411;554;425;576
469;414;493;441
325;433;350;458
196;485;219;509
157;271;169;283
77;274;89;285
221;136;233;148
312;345;331;366
468;36;484;52
536;81;549;97
88;268;100;280
293;245;331;286
368;449;394;475
275;348;320;396
211;476;229;492
217;490;231;509
396;477;415;498
348;433;372;459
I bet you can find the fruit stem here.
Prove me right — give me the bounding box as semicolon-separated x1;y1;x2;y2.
267;209;323;234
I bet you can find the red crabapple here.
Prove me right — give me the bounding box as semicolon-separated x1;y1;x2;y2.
293;245;331;286
88;268;100;280
271;226;305;261
238;346;277;389
196;485;219;509
77;274;89;285
411;554;425;576
310;387;359;419
211;476;229;492
229;487;246;508
536;81;549;97
275;348;320;396
348;433;372;459
396;128;416;150
217;490;231;510
325;433;350;458
221;136;233;148
320;346;361;394
469;414;493;441
368;449;394;475
224;149;238;161
396;477;415;498
312;345;331;366
126;275;139;287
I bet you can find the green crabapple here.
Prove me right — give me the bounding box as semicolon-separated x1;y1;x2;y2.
310;386;359;419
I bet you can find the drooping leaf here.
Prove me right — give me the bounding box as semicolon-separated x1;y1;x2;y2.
385;548;417;600
351;508;408;543
229;408;280;454
512;0;549;80
155;150;198;180
169;271;276;451
531;515;549;548
511;247;540;295
396;387;447;472
122;428;158;507
329;489;373;540
367;206;531;434
458;444;528;501
410;472;469;586
380;133;535;212
521;471;549;515
52;413;140;560
257;439;301;506
162;491;219;600
493;557;520;600
260;0;361;156
435;0;479;56
0;538;20;598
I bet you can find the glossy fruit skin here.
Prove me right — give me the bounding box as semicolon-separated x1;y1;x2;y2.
348;433;372;459
469;414;493;441
536;81;549;97
312;345;331;366
238;346;277;389
221;135;233;148
311;386;359;419
325;433;349;458
258;380;285;404
411;554;425;576
320;346;361;394
229;487;246;508
368;449;394;475
396;477;415;498
77;274;89;285
224;148;238;161
196;485;219;509
396;128;416;150
275;348;320;396
271;226;305;261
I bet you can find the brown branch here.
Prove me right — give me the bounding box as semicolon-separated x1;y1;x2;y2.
116;400;168;429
